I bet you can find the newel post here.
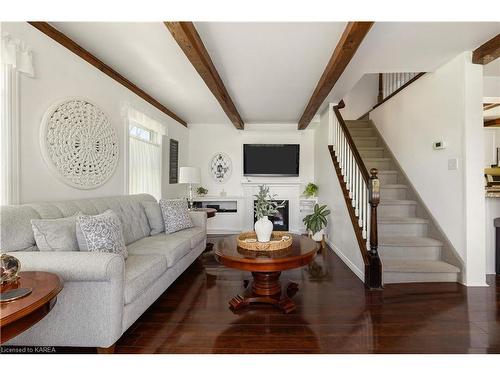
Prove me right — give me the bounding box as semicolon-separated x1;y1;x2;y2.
377;73;383;103
368;168;383;289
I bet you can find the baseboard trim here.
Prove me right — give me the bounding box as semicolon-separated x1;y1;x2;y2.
326;239;365;282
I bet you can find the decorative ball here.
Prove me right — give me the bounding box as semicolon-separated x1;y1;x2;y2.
0;254;21;285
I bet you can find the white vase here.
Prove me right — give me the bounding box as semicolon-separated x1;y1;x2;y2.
254;216;273;242
311;229;324;242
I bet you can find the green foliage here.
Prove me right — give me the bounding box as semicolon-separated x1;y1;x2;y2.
254;185;285;220
302;204;330;235
196;186;208;195
303;183;319;198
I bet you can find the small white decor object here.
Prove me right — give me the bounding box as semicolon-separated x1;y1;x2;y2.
254;216;274;242
210;152;232;183
40;98;119;189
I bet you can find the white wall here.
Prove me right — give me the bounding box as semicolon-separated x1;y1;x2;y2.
340;74;378;120
314;104;365;281
370;52;486;286
188;123;315;197
4;22;189;203
484;76;500;97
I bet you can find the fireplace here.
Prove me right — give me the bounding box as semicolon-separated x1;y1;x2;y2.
253;200;289;231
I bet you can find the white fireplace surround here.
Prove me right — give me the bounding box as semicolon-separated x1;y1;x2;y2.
241;180;302;233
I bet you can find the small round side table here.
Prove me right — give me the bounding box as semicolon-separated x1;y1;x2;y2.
0;271;63;344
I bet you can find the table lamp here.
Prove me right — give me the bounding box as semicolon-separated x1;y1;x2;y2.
179;167;201;208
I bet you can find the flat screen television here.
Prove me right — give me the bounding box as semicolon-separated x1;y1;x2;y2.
243;144;300;177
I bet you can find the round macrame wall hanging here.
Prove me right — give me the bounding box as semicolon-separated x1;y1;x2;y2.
210;152;232;183
40;98;119;189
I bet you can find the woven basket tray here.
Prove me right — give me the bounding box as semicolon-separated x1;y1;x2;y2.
237;231;292;251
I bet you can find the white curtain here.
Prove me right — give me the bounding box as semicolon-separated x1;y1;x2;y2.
0;31;35;205
126;105;167;201
129;137;162;200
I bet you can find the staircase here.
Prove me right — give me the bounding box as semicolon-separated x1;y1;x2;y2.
346;119;460;284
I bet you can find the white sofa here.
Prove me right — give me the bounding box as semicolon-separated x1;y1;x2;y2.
0;194;206;351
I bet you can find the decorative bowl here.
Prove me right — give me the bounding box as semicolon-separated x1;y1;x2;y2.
0;254;21;285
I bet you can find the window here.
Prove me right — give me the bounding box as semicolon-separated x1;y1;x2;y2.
130;126;154;142
0;32;34;205
127;107;167;201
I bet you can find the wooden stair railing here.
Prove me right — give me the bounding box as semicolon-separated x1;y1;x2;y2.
329;103;382;289
374;72;425;109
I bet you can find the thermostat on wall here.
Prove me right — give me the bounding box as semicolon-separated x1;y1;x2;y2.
433;141;447;150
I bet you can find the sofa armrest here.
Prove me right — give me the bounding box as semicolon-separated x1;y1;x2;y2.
7;251;125;282
189;211;207;231
5;251;125;348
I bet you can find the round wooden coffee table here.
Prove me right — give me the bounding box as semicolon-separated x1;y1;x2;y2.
214;234;319;313
0;271;63;344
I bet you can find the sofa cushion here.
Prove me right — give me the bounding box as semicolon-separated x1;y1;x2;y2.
159;199;193;234
141;201;164;235
31;214;80;252
127;233;192;268
76;210;128;259
176;226;206;249
124;255;166;304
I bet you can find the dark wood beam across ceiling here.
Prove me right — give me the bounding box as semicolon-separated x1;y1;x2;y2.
165;22;244;130
485;118;500;127
473;33;500;65
28;22;187;127
298;22;374;130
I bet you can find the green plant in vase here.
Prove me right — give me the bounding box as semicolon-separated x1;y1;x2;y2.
303;203;330;241
253;185;285;242
196;186;208;196
303;183;319;198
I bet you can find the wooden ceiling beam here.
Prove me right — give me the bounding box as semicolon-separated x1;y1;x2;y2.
298;22;374;130
165;22;244;130
485;118;500;127
28;22;187;126
473;33;500;65
484;103;500;111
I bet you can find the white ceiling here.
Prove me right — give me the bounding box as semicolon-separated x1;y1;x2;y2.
194;22;347;123
324;22;500;111
50;22;500;126
51;22;231;125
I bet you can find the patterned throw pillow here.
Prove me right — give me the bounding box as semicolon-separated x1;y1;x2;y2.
159;199;194;234
76;210;128;258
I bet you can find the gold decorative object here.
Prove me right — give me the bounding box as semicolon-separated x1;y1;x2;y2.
0;254;21;285
237;231;292;251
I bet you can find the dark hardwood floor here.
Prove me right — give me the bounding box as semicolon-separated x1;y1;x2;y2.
6;238;500;354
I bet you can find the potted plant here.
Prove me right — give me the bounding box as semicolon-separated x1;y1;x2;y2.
196;186;208;196
303;204;330;241
303;183;319;198
254;185;284;242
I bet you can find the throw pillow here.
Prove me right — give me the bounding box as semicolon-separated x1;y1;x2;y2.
159;199;193;234
76;210;128;258
141;201;165;235
31;214;80;252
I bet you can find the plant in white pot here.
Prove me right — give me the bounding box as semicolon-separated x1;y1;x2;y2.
303;204;330;241
254;185;284;242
